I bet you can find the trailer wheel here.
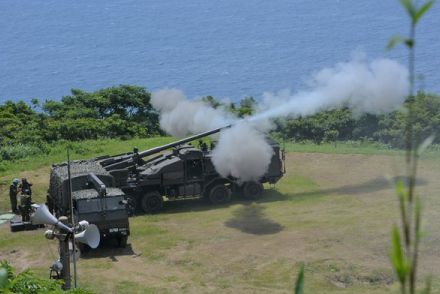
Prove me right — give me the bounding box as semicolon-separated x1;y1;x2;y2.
209;184;231;205
242;181;264;200
140;192;163;214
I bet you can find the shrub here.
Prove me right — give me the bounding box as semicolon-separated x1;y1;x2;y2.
0;260;92;293
0;144;44;161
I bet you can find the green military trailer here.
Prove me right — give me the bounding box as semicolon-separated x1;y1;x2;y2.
47;161;130;248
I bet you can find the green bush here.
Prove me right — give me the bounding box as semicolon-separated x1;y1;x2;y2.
0;85;439;153
275;92;440;147
0;144;45;161
0;260;92;294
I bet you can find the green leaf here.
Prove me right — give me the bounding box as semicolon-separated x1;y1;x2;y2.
294;264;304;294
0;267;8;288
386;35;404;50
415;195;422;241
405;38;415;48
395;179;407;201
390;226;409;284
399;0;417;18
413;1;435;24
417;135;435;156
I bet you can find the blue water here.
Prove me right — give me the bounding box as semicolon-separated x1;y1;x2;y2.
0;0;439;103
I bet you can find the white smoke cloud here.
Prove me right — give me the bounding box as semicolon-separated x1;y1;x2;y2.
211;123;273;182
151;55;409;182
151;88;235;138
151;89;271;181
252;57;409;122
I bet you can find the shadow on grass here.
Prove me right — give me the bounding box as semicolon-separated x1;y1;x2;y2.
224;203;284;235
286;176;427;198
136;188;291;215
81;242;137;261
131;176;426;216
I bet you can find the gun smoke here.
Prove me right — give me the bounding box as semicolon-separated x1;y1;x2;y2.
151;55;409;182
253;57;409;122
151;88;236;137
211;123;273;182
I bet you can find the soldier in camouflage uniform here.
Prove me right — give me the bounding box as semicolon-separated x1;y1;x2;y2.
19;177;33;196
9;178;20;213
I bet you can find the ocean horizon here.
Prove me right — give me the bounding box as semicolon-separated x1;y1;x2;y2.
0;0;439;103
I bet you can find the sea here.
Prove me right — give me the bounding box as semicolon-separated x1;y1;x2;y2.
0;0;439;103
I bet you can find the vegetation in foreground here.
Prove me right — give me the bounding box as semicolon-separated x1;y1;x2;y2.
0;260;91;293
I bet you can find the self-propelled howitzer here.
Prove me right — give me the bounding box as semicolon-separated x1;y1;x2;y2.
94;125;284;214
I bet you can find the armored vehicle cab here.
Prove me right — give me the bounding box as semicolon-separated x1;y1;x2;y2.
47;161;130;247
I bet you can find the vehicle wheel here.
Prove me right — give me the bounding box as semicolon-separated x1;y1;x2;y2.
209;184;231;205
140;192;163;214
117;236;128;248
242;181;264;200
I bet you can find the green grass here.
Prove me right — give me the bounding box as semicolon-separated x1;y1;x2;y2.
0;137;176;178
1;139;440;293
282;140;440;159
283;141;402;155
1;137;440;180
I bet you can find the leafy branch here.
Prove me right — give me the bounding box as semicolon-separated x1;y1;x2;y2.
387;1;435;293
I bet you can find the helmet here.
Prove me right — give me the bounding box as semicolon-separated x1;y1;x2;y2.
12;178;20;185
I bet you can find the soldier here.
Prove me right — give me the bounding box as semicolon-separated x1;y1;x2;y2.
199;140;208;152
19;177;33;196
132;147;140;165
9;178;20;213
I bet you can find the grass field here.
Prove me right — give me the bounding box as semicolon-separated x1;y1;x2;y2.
1;138;439;293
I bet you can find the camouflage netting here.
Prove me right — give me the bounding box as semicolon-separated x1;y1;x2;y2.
49;160;115;208
73;187;125;200
51;160;110;181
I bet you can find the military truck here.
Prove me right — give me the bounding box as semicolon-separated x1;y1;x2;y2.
47;161;130;247
93;126;285;213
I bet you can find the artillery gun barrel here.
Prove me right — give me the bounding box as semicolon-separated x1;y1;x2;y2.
87;173;107;197
138;125;231;158
98;125;231;171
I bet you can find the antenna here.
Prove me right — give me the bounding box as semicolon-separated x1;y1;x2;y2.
282;138;286;174
67;149;78;288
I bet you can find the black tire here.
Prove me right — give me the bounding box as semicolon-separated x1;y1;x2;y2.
117;236;128;248
208;184;231;205
140;192;163;214
242;181;264;200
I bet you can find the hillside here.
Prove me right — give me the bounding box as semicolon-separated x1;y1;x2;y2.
1;145;439;293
